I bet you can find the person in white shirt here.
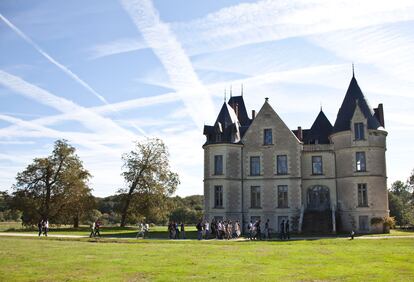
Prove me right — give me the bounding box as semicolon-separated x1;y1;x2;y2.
43;219;49;236
204;221;210;239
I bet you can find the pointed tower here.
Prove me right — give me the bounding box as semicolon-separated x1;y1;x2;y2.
331;75;388;233
202;97;248;225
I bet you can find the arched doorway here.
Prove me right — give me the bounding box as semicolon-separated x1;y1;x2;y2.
307;185;330;211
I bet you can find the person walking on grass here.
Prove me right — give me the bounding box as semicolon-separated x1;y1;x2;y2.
136;222;144;239
43;219;49;237
280;220;285;240
255;220;262;240
204;221;210;240
175;222;180;239
38;219;43;237
248;220;253;240
95;220;101;237
89;221;96;238
196;220;203;240
285;220;290;240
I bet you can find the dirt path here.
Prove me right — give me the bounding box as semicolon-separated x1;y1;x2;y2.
1;232;413;241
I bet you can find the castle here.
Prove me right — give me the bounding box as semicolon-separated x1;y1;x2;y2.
202;73;389;233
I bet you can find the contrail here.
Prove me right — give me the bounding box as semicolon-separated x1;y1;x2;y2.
0;13;108;104
0;13;146;136
120;0;216;130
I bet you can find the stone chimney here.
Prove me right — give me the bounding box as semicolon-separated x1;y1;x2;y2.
297;126;303;141
374;103;385;128
252;110;256;120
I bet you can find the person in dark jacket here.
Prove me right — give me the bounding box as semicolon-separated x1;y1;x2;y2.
280;220;285;240
285;220;290;240
196;220;203;240
38;220;43;236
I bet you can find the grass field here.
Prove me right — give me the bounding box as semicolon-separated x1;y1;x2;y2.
0;236;413;281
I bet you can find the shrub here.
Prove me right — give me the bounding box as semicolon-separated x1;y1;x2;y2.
370;217;384;225
383;216;396;229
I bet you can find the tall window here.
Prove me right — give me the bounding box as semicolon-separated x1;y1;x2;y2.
264;129;273;145
214;185;223;208
359;216;369;231
278;185;288;208
277;155;288;175
357;183;368;207
214;155;223;175
250;156;261;176
354;122;365;140
356;152;366;172
250;186;261;208
312;156;323;175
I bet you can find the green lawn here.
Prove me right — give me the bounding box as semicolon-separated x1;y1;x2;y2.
0;237;413;281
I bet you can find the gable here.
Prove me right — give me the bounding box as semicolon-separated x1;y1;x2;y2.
242;100;300;147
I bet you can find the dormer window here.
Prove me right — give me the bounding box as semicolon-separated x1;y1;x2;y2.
354;122;365;140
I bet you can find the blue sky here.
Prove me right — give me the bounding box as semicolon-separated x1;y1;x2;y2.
1;0;414;197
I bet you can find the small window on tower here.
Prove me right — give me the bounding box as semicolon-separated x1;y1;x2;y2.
356;152;366;172
354;122;365;140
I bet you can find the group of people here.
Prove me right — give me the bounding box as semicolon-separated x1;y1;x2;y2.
279;219;290;240
167;221;185;239
37;219;49;236
206;219;241;240
136;222;150;239
247;219;290;240
89;219;102;238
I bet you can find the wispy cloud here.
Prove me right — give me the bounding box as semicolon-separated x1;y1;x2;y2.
0;13;108;104
309;25;414;84
0;70;136;141
89;38;147;59
173;0;414;55
120;0;215;129
0;13;146;136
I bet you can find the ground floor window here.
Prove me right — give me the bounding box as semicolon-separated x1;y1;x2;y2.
359;215;369;231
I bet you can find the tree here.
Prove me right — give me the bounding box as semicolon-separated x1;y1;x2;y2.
389;179;414;226
119;138;179;227
12;140;93;225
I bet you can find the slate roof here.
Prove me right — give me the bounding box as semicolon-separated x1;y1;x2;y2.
333;76;381;133
204;76;384;146
203;102;241;145
306;110;333;144
228;96;252;126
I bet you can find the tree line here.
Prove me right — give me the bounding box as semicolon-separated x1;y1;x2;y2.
0;139;203;227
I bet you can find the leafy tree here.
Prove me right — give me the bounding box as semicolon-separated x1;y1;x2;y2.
119;138;179;227
11;140;93;225
389;179;414;226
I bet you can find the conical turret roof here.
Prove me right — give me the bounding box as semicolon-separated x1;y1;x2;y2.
333;76;381;133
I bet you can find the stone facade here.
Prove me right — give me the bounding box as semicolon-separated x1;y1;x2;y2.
203;75;389;234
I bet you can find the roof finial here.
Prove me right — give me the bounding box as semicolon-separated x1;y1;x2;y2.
241;84;244;96
230;85;232;97
320;102;323;112
224;88;226;102
352;62;355;78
